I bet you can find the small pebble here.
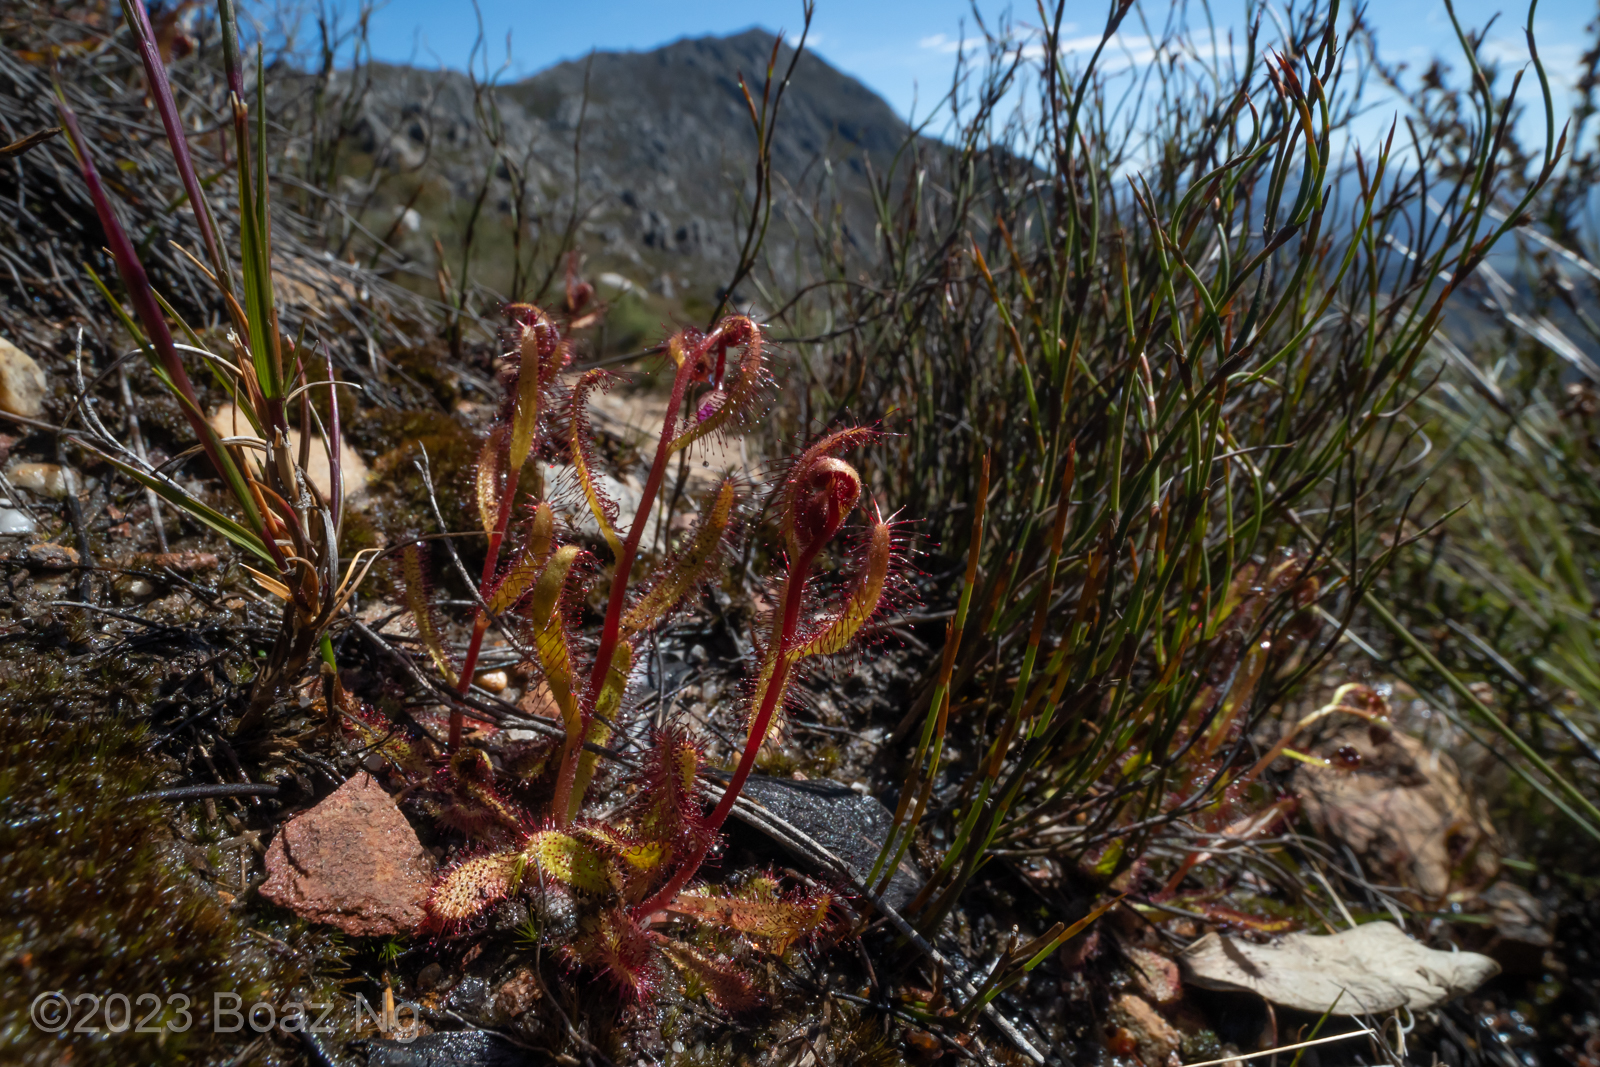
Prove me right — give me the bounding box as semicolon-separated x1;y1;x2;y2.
415;962;449;992
475;669;509;693
7;462;75;499
688;643;709;665
126;578;154;598
0;506;35;535
0;337;48;418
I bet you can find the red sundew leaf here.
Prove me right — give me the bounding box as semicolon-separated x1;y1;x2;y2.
658;940;763;1014
566;908;662;1003
427;748;531;838
668;314;765;454
622;726;709;855
426;848;525;929
669;884;838;955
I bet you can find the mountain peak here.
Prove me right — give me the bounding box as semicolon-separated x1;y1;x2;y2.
357;29;911;315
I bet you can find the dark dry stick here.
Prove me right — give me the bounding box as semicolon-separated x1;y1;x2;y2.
130;783;282;802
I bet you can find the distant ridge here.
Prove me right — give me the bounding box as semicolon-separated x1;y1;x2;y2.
352;29;913;314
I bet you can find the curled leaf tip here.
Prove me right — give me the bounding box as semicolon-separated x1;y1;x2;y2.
787;455;861;557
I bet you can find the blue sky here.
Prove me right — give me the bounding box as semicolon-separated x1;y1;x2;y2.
319;0;1596;136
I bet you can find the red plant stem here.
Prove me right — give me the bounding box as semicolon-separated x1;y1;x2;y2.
450;465;523;749
54;99;284;573
634;544;821;917
585;358;696;700
122;0;227;284
544;358;695;804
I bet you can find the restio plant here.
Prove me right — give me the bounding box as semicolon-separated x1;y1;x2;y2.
351;305;901;1003
56;0;378;725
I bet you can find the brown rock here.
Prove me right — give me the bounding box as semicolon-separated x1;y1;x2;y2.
1125;944;1182;1006
1108;993;1181;1066
492;967;541;1022
0;337;47;418
474;669;509;693
259;773;434;936
210;402;369;506
19;542;78;569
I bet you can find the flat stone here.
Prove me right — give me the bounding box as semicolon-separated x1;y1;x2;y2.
726;774;923;910
260;773;434;936
0;336;48;418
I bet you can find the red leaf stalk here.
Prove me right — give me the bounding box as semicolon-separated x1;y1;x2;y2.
452;307;565;748
120;0;227;285
635;447;864;917
566;317;759;796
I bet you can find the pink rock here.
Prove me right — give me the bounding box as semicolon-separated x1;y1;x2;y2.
1125;944;1182;1005
260;773;434;936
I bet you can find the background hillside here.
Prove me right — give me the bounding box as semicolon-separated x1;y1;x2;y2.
335;28;911;340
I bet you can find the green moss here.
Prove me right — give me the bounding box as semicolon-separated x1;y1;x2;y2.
0;659;341;1066
351;408;484;544
387;343;462;409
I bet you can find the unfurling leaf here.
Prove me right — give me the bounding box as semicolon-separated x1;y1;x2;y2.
622;479;737;635
398;542;455;685
780;427;875;557
570;369;622;557
669;315;764;454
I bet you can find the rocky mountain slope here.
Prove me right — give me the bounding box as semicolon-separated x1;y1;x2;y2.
346;28;913;321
